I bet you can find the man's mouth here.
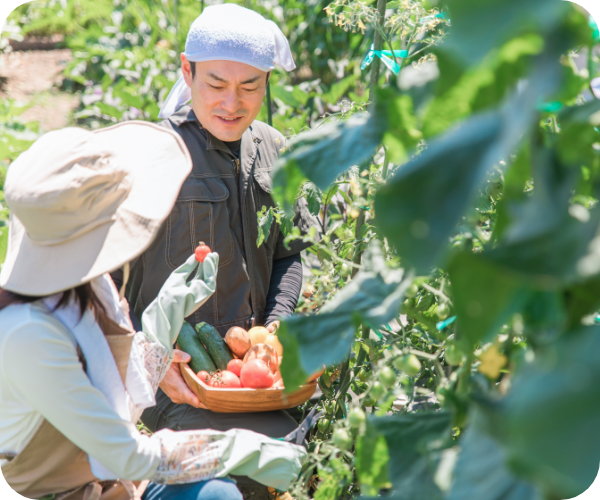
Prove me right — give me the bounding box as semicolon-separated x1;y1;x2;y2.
216;116;243;124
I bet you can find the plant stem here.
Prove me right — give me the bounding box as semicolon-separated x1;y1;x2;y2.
355;325;371;367
351;211;366;278
368;0;388;107
266;78;273;127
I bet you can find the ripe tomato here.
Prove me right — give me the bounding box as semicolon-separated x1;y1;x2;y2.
194;241;211;263
240;359;275;389
196;370;211;384
210;370;242;389
227;359;244;377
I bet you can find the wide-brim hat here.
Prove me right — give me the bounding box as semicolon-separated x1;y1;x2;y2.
0;121;192;296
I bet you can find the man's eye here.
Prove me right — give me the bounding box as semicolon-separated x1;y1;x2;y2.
209;84;224;90
243;87;259;92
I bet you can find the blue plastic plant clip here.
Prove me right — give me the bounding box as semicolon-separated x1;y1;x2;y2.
436;316;456;331
590;16;600;42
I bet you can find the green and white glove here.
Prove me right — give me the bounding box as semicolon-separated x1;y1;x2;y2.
151;428;307;490
141;253;218;355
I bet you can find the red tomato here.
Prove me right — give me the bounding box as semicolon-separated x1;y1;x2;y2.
240;359;274;389
209;370;241;389
194;242;211;263
196;370;211;384
227;359;244;377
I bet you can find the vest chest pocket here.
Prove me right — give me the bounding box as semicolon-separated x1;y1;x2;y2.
166;177;234;270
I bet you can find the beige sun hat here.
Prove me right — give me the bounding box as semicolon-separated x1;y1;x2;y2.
0;121;192;296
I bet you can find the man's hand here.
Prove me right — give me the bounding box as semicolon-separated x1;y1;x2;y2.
266;321;280;334
159;349;207;409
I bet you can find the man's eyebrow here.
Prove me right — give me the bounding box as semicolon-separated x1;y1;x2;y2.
240;75;262;85
207;72;228;83
206;73;262;85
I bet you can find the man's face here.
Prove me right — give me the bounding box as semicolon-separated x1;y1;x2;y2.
181;56;268;142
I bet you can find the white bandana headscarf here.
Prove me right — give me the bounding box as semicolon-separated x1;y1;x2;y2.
159;3;296;119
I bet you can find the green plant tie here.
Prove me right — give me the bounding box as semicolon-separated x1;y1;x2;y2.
590;16;600;42
361;44;408;75
436;315;456;331
536;100;563;113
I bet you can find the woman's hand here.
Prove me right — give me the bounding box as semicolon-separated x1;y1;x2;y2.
159;349;207;409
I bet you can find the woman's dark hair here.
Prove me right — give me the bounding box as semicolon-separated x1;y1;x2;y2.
0;283;107;319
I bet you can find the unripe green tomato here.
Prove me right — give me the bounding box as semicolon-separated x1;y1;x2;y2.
437;303;450;320
333;428;353;450
363;396;376;407
370;381;386;400
357;368;370;383
479;212;489;223
396;354;422;377
401;298;414;314
445;344;462;366
318;418;331;433
339;263;351;277
378;366;396;389
344;228;354;240
325;401;335;415
348;408;367;428
405;283;419;298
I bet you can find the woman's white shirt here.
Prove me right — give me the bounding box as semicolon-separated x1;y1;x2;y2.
0;302;161;479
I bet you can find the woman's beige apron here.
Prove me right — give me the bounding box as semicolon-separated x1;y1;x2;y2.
1;314;149;500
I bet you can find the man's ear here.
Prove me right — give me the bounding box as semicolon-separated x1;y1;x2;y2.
181;54;193;88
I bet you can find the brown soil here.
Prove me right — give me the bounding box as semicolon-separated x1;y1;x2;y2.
0;49;79;132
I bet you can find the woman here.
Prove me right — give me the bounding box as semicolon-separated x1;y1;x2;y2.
0;123;305;500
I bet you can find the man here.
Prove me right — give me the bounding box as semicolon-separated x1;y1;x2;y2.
112;4;315;498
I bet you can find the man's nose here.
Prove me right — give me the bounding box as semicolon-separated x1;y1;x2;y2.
221;89;241;114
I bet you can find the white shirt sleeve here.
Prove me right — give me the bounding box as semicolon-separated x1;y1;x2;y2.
0;316;161;481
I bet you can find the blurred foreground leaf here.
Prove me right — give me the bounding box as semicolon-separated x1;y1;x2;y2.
361;412;452;500
501;326;600;498
448;409;542;500
278;242;409;392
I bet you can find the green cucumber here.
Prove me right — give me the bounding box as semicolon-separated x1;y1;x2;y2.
195;322;233;370
177;321;216;373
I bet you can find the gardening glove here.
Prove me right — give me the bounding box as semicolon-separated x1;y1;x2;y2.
151;428;306;491
141;253;218;355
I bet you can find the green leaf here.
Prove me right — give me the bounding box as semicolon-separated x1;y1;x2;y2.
563;274;600;329
448;252;531;348
362;412;452;500
375;111;502;274
0;226;8;266
443;0;570;66
356;422;391;496
279;242;408;392
256;206;274;248
271;90;389;212
383;94;422;163
424;34;543;138
501;326;600;498
324;75;358;105
448;409;542;500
